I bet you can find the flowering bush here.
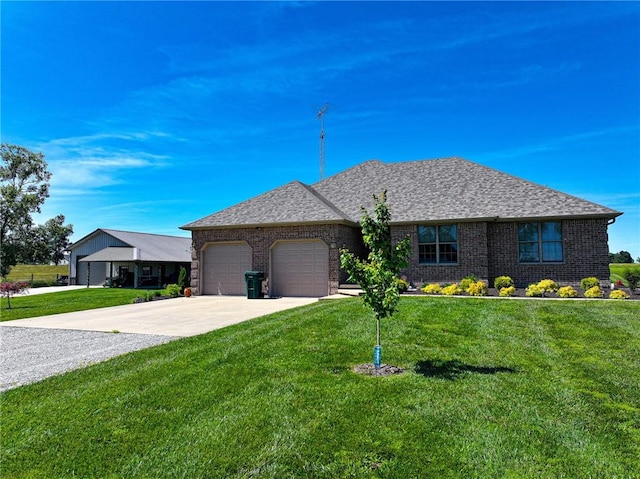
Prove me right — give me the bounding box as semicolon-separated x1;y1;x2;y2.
580;277;599;291
499;286;516;297
537;279;559;294
494;276;514;290
0;281;30;309
609;289;630;300
421;283;442;295
442;283;463;295
584;286;604;298
525;284;545;297
558;285;578;298
460;275;477;292
467;281;488;296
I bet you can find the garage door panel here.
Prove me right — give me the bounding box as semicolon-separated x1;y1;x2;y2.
272;241;328;297
202;243;252;295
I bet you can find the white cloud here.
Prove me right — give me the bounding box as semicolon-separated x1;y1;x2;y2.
34;132;171;192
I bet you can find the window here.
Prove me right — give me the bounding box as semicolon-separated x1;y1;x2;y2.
418;225;458;264
518;221;563;263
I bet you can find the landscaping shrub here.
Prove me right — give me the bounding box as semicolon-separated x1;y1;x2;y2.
494;275;514;290
397;278;410;293
624;269;640;290
421;283;442;295
584;286;604;298
165;284;181;297
460;274;477;292
609;289;630;300
537;279;559;294
467;281;488;296
441;283;463;295
526;283;545;297
558;285;578;298
499;286;516;297
580;277;599;291
178;266;189;292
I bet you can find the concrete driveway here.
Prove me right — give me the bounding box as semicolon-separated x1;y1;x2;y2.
1;295;319;337
0;294;321;391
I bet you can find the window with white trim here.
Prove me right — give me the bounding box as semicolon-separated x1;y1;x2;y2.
518;221;563;263
418;225;458;264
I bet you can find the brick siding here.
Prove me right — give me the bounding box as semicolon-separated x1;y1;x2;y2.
487;218;611;288
190;218;611;294
392;222;489;286
190;224;362;295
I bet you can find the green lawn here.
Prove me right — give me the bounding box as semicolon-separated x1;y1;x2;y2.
1;288;151;321
2;297;639;478
610;263;640;287
5;264;69;285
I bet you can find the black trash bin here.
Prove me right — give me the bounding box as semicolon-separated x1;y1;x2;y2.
244;271;265;299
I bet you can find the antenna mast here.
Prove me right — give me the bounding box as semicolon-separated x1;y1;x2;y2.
317;103;329;180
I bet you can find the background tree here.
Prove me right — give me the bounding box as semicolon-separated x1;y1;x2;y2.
40;215;74;265
340;190;412;369
609;250;634;264
1;144;52;277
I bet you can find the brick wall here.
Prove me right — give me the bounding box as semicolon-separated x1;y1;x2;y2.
392;222;490;287
189;223;362;295
190;217;612;294
395;218;611;288
487;218;611;287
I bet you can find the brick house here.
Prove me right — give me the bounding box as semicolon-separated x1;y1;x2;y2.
181;157;621;296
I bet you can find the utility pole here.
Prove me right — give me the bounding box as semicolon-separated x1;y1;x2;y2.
317;103;329;180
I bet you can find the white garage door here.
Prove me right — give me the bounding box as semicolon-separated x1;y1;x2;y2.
271;240;328;297
202;242;252;295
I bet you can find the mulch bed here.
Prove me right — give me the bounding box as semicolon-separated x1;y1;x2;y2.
352;363;405;376
404;287;640;300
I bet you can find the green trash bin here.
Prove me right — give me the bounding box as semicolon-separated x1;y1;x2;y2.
245;271;265;299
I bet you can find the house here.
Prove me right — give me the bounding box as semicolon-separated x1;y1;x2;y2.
68;229;191;288
181;157;621;297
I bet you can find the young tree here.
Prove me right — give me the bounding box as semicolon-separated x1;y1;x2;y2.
0;281;29;309
178;266;189;292
340;190;412;369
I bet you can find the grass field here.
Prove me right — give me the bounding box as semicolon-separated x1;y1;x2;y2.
2;296;638;478
5;264;69;286
610;263;640;287
0;288;146;321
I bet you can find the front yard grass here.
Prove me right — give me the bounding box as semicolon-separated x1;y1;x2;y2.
1;288;148;321
610;262;640;287
2;297;639;478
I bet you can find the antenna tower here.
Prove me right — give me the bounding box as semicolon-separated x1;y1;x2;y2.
317;103;329;180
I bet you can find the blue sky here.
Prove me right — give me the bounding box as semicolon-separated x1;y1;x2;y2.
2;1;639;258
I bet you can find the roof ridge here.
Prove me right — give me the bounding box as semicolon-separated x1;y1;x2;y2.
297;182;354;221
101;228;189;240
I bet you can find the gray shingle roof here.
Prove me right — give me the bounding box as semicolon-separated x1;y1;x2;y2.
181;157;621;229
182;181;350;228
71;229;191;262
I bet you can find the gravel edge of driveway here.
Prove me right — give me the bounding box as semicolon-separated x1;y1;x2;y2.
0;327;178;392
